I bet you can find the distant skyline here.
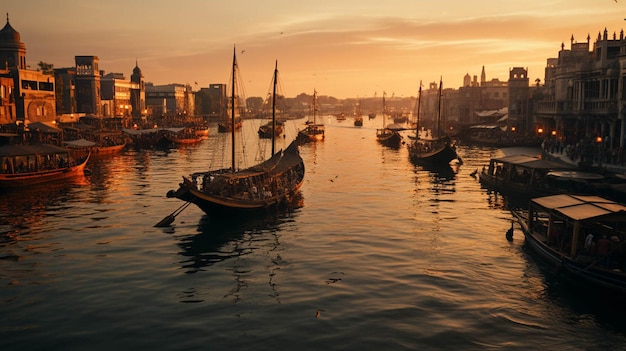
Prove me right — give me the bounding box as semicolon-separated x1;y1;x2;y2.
5;0;625;98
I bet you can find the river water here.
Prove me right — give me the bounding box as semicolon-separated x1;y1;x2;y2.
2;116;626;350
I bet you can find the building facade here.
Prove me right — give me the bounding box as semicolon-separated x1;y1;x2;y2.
145;83;194;118
534;29;624;148
0;16;56;125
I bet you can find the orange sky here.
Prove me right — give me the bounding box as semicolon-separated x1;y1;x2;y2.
5;0;625;98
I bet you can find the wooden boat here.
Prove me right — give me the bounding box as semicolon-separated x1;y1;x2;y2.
297;89;325;143
64;131;127;155
408;79;458;166
353;99;363;127
0;143;89;188
376;92;403;148
218;117;242;133
258;120;284;139
478;155;576;200
166;55;305;216
512;194;626;294
163;127;206;145
354;116;363;127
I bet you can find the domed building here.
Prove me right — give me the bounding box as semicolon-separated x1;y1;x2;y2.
0;14;56;126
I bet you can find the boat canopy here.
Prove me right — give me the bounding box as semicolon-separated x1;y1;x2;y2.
490;155;572;170
532;194;626;221
65;138;97;147
0;143;70;157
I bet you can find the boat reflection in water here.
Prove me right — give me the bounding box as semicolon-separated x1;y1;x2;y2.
174;207;301;303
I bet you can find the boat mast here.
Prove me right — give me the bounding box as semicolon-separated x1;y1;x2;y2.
416;81;422;140
231;46;237;171
271;60;278;156
313;89;317;125
437;77;442;138
382;91;386;128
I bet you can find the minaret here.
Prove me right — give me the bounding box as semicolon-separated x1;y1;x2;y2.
480;66;486;85
130;59;145;118
0;13;27;70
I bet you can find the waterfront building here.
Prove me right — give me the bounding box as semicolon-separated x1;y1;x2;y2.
145;82;194;118
0;15;56;126
534;28;625;148
74;55;101;115
196;83;227;119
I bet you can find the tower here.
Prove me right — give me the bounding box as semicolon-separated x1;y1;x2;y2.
74;55;101;114
0;14;26;70
130;60;145;119
508;67;530;135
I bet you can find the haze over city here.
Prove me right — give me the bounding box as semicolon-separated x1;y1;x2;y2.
6;0;625;98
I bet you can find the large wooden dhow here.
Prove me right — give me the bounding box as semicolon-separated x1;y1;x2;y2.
408;79;458;167
165;55;305;218
0;143;89;188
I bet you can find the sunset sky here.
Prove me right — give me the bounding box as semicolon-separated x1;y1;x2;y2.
5;0;625;99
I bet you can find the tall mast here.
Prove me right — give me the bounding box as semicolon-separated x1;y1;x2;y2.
382;91;386;127
313;89;317;125
437;77;442;138
416;81;422;139
231;46;236;171
271;60;278;155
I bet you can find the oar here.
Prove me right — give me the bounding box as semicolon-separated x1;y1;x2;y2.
154;202;191;227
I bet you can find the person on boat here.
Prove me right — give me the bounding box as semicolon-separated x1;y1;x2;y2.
584;232;595;255
596;235;612;268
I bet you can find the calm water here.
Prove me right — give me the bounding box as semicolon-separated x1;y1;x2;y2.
2;116;626;350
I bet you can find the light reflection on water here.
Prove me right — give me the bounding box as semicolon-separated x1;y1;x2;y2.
1;117;626;350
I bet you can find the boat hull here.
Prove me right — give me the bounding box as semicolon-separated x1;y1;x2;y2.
167;140;305;216
408;136;457;166
0;153;89;188
514;209;626;293
376;130;402;149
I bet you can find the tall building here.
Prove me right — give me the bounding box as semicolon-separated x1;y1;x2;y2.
130;61;145;120
534;28;624;147
508;67;530;135
145;83;194;117
74;55;101;115
0;15;56;125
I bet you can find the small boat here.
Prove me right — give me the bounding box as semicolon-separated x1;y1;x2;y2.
258;120;284;139
0;143;89;188
354;116;363;127
166;54;305;217
163;127;206;145
218;117;242;133
478;154;576;200
512;194;626;294
354;99;363;127
64;131;127;155
297;89;325;143
408;79;458;167
376;91;402;148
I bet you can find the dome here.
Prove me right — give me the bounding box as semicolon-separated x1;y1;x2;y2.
133;64;142;75
0;16;21;43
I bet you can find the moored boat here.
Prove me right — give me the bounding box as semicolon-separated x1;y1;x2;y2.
166;54;305;218
258;120;284;139
0;143;89;188
297;89;325;143
162;127;206;145
376;91;402;149
512;194;626;294
478;154;576;200
408;79;458;167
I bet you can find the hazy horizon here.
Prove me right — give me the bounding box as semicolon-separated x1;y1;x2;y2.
5;0;625;98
